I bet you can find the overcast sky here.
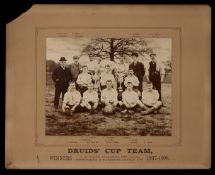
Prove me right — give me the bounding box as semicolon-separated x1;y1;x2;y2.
46;37;171;64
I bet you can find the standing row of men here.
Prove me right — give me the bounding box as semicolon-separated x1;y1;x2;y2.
51;52;165;114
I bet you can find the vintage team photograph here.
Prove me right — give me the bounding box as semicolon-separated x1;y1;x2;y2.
45;37;172;136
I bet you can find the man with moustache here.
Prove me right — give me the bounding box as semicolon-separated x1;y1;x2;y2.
146;52;165;101
70;55;82;82
52;57;72;109
129;52;145;93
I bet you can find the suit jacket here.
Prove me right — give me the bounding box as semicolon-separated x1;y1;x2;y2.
129;61;145;82
70;63;81;80
52;66;72;87
148;61;161;82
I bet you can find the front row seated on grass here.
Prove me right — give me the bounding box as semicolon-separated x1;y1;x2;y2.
141;83;162;115
62;80;162;115
61;82;82;114
120;81;148;114
80;83;99;113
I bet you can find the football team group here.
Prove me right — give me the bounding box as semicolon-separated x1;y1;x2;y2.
51;52;165;115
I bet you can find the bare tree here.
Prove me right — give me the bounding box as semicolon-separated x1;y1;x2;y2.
82;38;153;61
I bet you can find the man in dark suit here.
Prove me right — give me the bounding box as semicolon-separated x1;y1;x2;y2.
70;55;82;82
147;52;165;101
52;57;72;109
129;52;145;93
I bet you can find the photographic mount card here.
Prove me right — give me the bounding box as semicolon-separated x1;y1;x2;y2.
5;5;211;169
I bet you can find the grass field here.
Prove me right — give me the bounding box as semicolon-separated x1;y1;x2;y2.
45;72;172;136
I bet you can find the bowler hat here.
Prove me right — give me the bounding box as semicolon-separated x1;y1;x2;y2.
59;57;67;61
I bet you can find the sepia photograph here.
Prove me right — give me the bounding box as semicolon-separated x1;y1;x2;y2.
45;37;172;136
5;4;211;169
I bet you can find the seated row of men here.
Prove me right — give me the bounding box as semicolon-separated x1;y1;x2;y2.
76;63;145;96
62;80;162;116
